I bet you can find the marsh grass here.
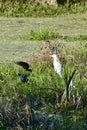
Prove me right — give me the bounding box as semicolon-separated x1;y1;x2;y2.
0;1;87;17
64;34;87;41
20;30;61;40
63;64;77;103
0;40;87;129
20;30;87;41
0;26;87;128
0;7;87;129
0;28;87;129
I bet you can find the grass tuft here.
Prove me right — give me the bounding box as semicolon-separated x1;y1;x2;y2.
20;30;61;40
20;31;87;41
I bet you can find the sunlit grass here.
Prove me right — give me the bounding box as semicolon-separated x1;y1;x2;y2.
20;30;87;41
20;30;61;40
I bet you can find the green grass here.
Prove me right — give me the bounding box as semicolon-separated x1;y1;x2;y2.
0;10;87;129
0;12;87;63
0;45;87;128
20;30;87;41
0;1;87;17
64;34;87;41
20;30;61;40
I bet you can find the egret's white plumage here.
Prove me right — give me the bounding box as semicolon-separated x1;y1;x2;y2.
51;54;62;76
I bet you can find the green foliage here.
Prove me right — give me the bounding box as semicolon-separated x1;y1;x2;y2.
0;2;87;127
21;30;61;40
63;64;76;102
0;1;87;17
0;41;87;128
20;31;87;41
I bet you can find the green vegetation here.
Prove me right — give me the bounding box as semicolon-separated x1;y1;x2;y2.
64;34;87;41
0;1;87;129
20;30;87;41
20;30;61;40
0;37;87;129
0;1;87;17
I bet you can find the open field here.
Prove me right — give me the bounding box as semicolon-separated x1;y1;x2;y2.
0;11;87;63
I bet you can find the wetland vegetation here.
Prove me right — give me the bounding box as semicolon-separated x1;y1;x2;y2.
0;0;87;129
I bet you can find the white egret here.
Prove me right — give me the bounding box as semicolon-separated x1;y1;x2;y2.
51;54;62;77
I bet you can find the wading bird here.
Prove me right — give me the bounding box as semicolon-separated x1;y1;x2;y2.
18;73;28;82
51;54;62;77
15;61;32;72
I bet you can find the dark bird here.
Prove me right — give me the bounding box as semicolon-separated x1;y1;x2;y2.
18;73;28;82
15;61;32;72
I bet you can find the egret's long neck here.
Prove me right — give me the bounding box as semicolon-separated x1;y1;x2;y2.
53;56;58;62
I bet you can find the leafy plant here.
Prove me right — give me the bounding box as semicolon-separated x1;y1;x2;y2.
64;64;76;102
